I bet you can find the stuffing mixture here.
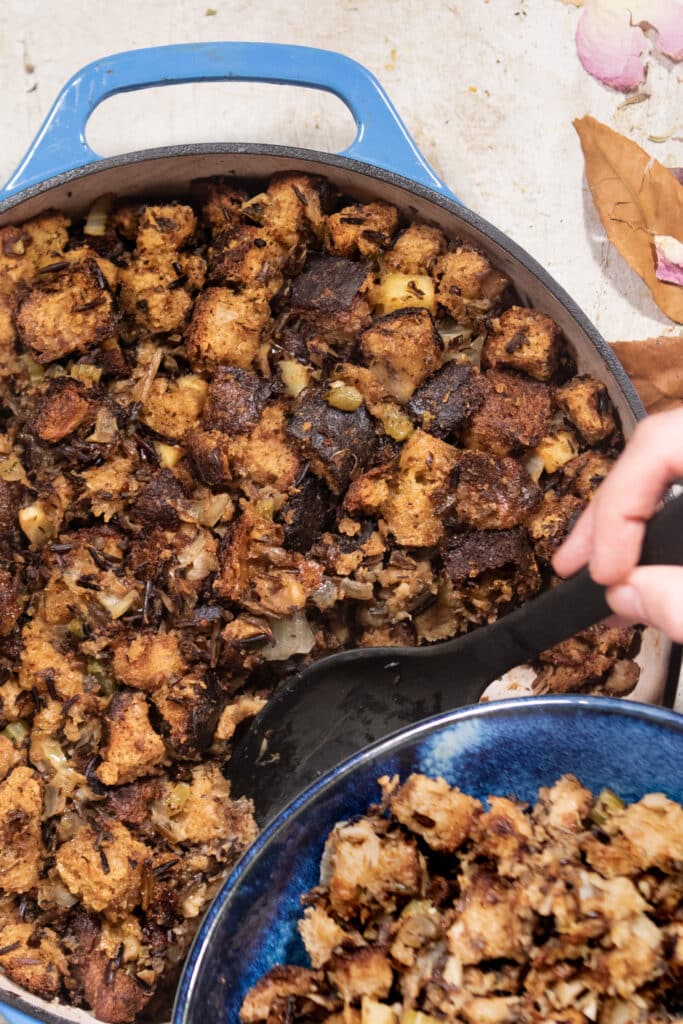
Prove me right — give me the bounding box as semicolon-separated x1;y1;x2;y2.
0;174;638;1021
242;773;683;1024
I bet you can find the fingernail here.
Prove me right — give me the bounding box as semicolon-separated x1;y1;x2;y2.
607;584;646;623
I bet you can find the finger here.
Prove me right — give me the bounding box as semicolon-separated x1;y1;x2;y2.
588;408;683;585
606;565;683;641
552;501;595;577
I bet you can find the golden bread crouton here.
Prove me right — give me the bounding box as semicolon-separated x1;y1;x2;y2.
360;308;443;403
112;630;186;692
0;921;67;999
436;246;509;323
453;450;540;530
0;211;69;293
142;373;207;440
159;763;258;846
240;965;322;1024
227;403;300;493
326;816;421;919
96;690;167;786
382;223;447;275
56;820;152;917
328;948;393;1002
29;378;92;443
526;491;583;563
474;797;535;873
482;305;561;381
135;203;197;253
562;451;614;500
19;618;84;699
80;455;138;522
195;178;248;235
151;672;220;755
383;429;458;546
75;949;151;1024
118;251;203;334
215;694;267;742
186;286;269;370
359;622;416;648
534;623;638;695
556;375;616;444
344;467;392;517
448;870;534;963
263;172;334;249
298;906;346;969
325;201;399;259
0;766;44;892
465;369;554;456
208;225;284;296
63;243;119;290
536;774;593;834
391;774;481;851
16;259;116;364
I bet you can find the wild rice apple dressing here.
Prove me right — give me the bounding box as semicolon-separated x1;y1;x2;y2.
0;174;637;1021
242;773;683;1024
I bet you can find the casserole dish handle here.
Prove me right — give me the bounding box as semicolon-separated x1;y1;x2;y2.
1;42;458;202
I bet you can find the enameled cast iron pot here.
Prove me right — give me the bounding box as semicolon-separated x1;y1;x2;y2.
0;41;672;1024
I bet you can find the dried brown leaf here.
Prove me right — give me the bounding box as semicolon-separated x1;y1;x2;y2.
575;116;683;323
610;337;683;412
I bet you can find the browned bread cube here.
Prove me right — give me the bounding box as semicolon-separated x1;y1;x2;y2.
382;223;447;274
186;286;269;371
556;375;616;444
465;369;554;456
436;246;508;323
29;378;92;443
452;450;541;530
201;366;276;435
408;361;486;438
325;200;400;259
360;308;443;404
526;491;584;563
482;305;561;381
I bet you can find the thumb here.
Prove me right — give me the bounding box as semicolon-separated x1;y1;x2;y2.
606;565;683;642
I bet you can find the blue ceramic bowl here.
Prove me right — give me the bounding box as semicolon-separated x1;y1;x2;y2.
173;695;683;1024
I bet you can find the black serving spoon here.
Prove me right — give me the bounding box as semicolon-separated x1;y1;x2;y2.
229;491;683;825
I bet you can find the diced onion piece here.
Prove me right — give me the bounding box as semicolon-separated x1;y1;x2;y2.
30;736;67;774
589;787;625;825
278;360;310;398
155;442;183;468
523;452;545;483
263;610;316;662
19;501;55;546
2;720;29;744
70;363;102;386
20;354;45;382
0;454;29;484
97;589;138;619
178;374;209;404
185;493;232;528
177;531;219;581
378;404;414;442
326;382;363;412
166;782;191;815
361;998;397;1024
84;194;114;236
87;405;118;443
534;430;579;474
372;272;436;315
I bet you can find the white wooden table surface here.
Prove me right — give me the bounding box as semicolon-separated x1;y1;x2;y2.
1;0;681;342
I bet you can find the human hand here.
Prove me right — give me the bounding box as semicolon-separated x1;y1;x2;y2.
553;406;683;641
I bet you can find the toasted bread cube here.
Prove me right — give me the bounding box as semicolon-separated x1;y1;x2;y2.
465;369;554;456
0;921;67;1000
112;629;186;692
201;365;275;435
0;766;44;893
194;177;248;235
383;429;458;546
207;225;284;297
142;373;207;440
328;948;393;1002
290;255;371;350
382;223;447;275
186;286;269;370
135;203;197;253
453;450;541;529
482;306;561;381
556;375;616;444
534;623;638;695
526;491;584;563
118;252;200;334
443;527;539;592
16;259;116;364
391;773;482;851
228;403;301;493
187;428;232;487
288;385;378;494
56;820;151;916
408;362;485;439
325;200;400;259
240;966;321;1024
151;672;220;756
360;308;442;404
96;690;167;786
436;247;509;323
131;467;187;529
263;172;334;248
30;377;92;443
562;451;614;499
